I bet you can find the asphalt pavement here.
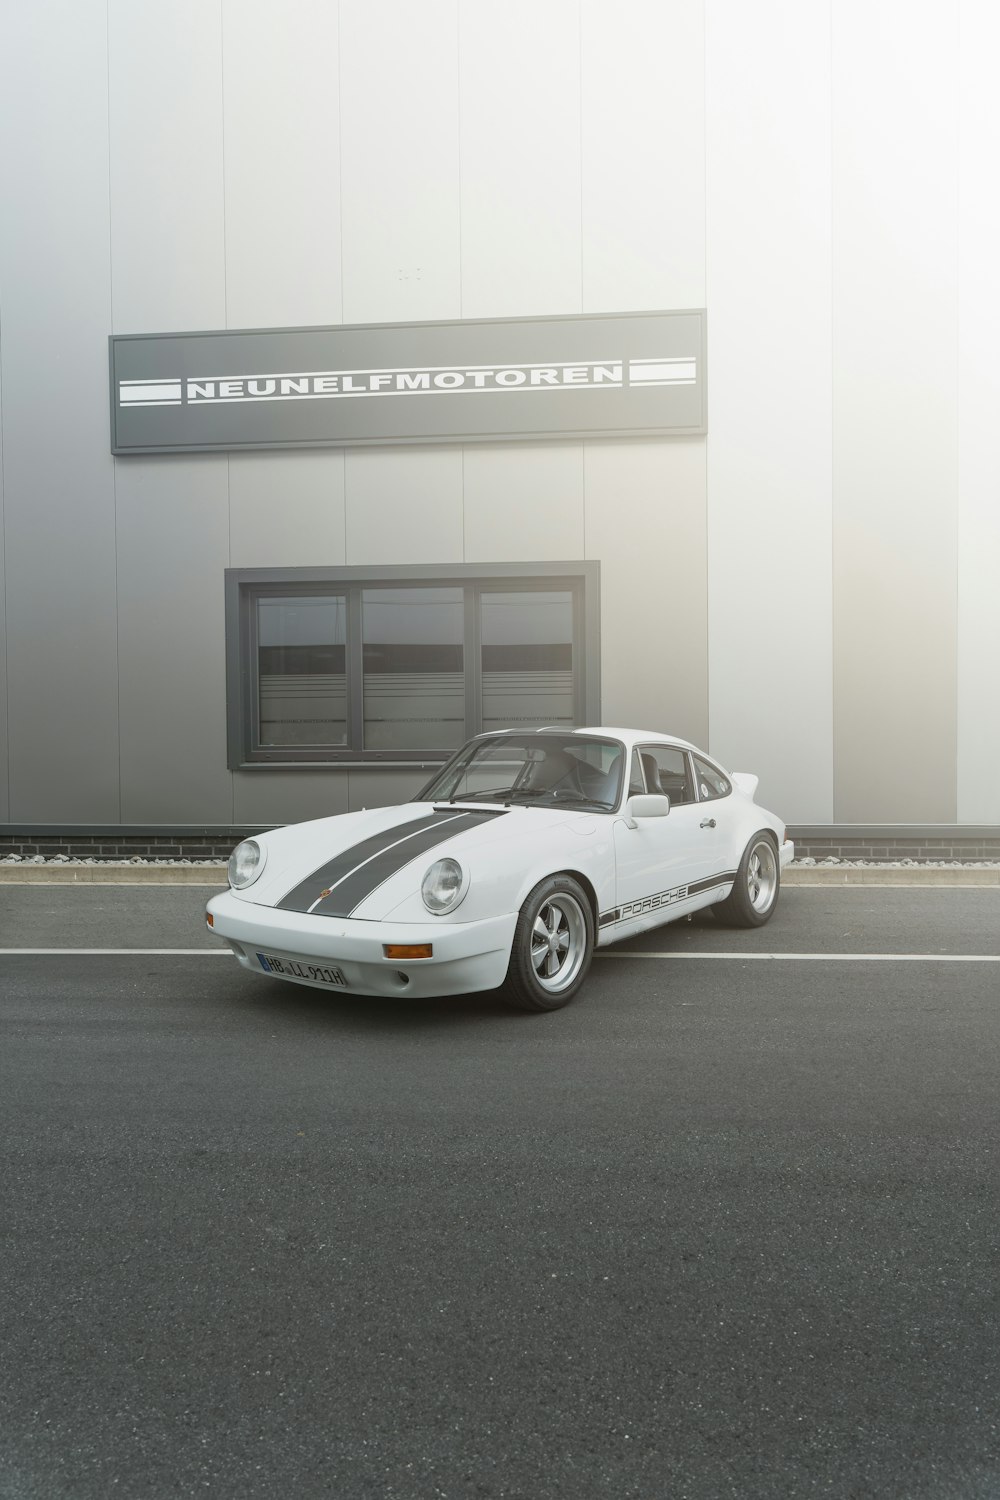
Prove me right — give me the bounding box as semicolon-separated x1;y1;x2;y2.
1;887;999;1499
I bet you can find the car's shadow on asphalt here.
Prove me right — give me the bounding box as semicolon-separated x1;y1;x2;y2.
227;974;531;1033
216;909;737;1033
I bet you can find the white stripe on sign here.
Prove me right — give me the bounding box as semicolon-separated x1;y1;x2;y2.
119;382;182;403
628;361;696;383
596;951;1000;963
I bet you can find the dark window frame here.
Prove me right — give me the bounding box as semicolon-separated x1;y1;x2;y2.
225;561;600;769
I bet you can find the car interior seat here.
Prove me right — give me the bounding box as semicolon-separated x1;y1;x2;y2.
639;752;666;796
525;748;584;794
579;751;622;805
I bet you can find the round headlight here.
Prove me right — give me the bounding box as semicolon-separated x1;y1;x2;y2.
228;838;265;890
421;857;466;915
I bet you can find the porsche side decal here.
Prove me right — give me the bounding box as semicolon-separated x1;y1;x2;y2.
599;871;737;927
277;809;506;918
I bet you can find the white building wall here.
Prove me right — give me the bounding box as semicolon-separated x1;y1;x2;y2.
109;0;232;825
1;0;997;830
221;0;349;825
832;0;959;824
581;0;705;314
459;0;582;320
0;0;120;824
705;0;834;824
957;0;1000;824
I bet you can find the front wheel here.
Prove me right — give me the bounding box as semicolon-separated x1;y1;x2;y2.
502;875;594;1012
713;833;780;928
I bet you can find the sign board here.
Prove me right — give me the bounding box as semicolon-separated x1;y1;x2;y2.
109;309;706;455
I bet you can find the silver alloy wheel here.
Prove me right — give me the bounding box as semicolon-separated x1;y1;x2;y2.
530;893;588;994
747;838;778;913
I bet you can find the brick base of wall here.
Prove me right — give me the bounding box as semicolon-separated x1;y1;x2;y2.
788;828;1000;862
0;833;248;861
3;825;1000;863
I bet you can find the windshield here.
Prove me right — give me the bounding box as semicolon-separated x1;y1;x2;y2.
417;734;625;812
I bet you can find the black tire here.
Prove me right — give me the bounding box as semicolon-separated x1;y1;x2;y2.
502;875;595;1012
712;832;780;928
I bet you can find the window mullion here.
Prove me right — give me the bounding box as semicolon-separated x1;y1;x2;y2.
347;588;365;754
247;590;262;753
572;583;585;725
465;588;482;737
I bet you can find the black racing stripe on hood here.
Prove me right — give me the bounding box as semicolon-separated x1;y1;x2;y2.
277;809;505;917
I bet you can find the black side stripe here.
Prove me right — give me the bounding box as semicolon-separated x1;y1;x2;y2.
278;810;505;917
690;870;738;896
599;870;738;927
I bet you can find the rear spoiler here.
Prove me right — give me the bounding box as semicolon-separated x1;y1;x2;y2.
731;771;759;801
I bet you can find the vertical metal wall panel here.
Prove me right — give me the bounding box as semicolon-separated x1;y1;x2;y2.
339;0;461;324
0;0;120;823
222;0;342;330
109;0;232;823
581;0;705;312
832;0;959;823
347;769;430;815
957;1;1000;823
462;445;585;562
345;449;464;565
221;4;345;591
584;439;708;748
107;0;226;333
705;0;834;823
0;361;7;822
116;459;232;822
459;0;582;318
234;771;350;829
229;452;347;569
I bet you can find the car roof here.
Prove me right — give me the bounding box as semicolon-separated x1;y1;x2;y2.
475;726;701;754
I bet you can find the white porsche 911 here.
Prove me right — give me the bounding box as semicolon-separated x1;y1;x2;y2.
206;728;793;1012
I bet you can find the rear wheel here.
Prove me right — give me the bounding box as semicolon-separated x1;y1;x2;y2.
713;833;780;928
502;875;594;1012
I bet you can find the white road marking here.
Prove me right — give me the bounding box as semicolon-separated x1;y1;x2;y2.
0;948;998;963
596;951;1000;963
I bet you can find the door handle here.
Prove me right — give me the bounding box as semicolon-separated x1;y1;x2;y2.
700;817;716;829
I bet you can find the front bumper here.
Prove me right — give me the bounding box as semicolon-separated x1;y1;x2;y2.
206;889;518;998
780;838;795;870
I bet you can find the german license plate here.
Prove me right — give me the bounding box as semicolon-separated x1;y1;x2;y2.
257;953;347;987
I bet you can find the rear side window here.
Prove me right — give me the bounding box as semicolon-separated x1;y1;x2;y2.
693;754;731;801
637;745;694;805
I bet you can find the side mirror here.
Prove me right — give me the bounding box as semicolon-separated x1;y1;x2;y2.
625;793;670;829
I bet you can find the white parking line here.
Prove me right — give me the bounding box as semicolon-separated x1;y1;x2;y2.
1;948;998;962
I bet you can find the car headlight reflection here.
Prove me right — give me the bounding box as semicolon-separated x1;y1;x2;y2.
228;838;266;890
421;857;466;915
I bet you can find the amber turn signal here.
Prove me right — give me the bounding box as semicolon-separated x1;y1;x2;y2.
384;943;433;960
206;912;214;928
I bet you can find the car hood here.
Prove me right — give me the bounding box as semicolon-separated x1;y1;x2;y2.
234;800;601;917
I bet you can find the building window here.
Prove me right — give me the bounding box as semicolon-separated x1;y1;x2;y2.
480;591;574;732
226;563;599;767
362;587;465;752
256;594;348;748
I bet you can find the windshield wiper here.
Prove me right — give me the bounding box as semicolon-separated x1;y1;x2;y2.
444;789;516;804
505;792;611;811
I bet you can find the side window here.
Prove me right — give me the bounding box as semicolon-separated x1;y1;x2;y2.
693;754;731;802
628;749;646;796
638;746;695;805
